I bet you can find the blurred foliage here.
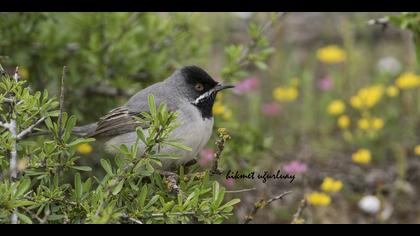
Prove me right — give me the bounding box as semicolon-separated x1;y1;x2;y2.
389;12;420;68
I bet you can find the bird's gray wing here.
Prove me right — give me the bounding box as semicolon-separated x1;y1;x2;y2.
86;82;177;138
85;106;143;138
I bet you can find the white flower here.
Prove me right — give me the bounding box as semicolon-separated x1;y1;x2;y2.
376;56;401;76
358;195;381;214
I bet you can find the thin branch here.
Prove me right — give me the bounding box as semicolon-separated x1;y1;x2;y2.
210;128;230;175
226;187;257;194
16;117;46;141
2;97;13;103
58;66;67;142
9;67;19;224
291;198;307;224
244;190;292;224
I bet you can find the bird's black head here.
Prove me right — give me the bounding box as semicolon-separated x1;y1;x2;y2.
177;65;234;119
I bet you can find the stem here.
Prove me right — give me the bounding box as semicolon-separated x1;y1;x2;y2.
244;190;292;224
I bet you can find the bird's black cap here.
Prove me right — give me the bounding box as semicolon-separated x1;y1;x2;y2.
180;65;218;87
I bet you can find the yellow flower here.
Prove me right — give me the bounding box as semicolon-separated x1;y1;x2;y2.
352;149;371;165
316;45;346;64
307;192;331;206
414;145;420;156
386;86;399;97
350;96;363;109
213;101;225;115
273;86;298;102
321;177;343;193
357;118;370;130
395;73;420;89
327;100;345;115
76;143;93;155
350;85;384;110
371;117;384;130
337;115;350;129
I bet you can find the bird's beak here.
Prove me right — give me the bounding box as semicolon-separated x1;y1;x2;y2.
213;83;235;93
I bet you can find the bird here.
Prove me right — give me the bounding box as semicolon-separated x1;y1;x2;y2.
73;65;234;170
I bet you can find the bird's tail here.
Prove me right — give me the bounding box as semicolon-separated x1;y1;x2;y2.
72;123;98;137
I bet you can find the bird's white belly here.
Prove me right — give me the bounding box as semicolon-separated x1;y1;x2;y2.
105;110;214;170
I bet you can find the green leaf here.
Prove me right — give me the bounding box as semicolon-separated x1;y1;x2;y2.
17;212;32;224
219;198;241;210
162;140;192;152
48;215;65;221
74;172;82;201
255;61;268;71
145;195;159;209
148;94;157;118
71;166;92;172
16;178;31;197
212;181;220;202
138;185;148;208
10;200;35;208
136;127;146;144
153;153;181;160
112;180;125;195
68;138;95;147
100;159;114;176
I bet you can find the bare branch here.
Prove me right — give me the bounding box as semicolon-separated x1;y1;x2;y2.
16;117;46;141
291;198;307;224
244;190;292;224
2;97;13;103
226;187;257;194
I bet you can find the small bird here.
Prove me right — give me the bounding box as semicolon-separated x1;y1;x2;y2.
73;65;234;170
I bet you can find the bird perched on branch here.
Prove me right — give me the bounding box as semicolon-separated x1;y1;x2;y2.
73;65;234;170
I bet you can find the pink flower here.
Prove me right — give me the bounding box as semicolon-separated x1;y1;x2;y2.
261;102;281;116
224;178;235;188
233;77;260;94
283;160;308;174
317;76;334;91
198;148;215;166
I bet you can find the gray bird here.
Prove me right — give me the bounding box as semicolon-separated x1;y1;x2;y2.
73;65;234;170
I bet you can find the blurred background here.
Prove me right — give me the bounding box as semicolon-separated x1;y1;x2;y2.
1;12;420;223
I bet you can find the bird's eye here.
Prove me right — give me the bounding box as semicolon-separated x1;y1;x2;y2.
194;83;204;92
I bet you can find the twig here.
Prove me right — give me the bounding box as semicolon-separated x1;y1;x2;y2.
16;117;46;140
244;190;292;224
2;97;13;103
226;187;257;194
291;198;307;224
9;67;19;224
57;66;67;142
210;128;231;175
